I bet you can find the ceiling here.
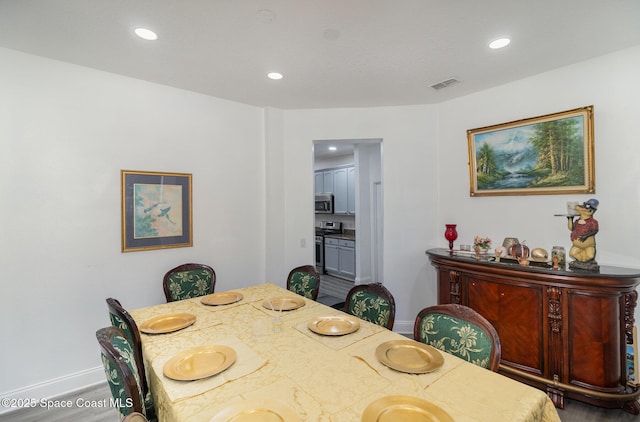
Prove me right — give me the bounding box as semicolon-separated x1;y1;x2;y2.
314;142;355;159
1;1;639;110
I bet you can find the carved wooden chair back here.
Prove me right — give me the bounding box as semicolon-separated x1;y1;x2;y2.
286;265;321;300
413;303;502;371
344;283;396;330
163;263;216;302
95;326;146;419
106;298;155;419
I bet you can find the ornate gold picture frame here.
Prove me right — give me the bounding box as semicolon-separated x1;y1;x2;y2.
467;106;595;197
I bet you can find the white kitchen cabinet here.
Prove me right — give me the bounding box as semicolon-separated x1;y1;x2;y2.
333;168;347;213
315;170;334;194
324;237;356;280
338;239;356;279
314;172;324;194
324;238;340;274
332;166;355;215
324;171;334;194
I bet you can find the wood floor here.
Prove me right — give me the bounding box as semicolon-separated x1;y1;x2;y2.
2;381;636;421
317;273;353;304
2;383;119;422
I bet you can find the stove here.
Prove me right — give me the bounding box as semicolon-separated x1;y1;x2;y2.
317;221;342;236
315;221;342;273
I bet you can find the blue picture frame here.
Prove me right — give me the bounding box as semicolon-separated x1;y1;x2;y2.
121;170;192;252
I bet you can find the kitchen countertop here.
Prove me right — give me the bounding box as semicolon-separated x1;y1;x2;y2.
324;234;356;240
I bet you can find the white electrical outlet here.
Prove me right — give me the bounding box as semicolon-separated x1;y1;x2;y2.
300;238;306;248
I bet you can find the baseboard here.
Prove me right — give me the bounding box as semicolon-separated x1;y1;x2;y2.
355;275;372;284
393;320;414;337
0;366;106;415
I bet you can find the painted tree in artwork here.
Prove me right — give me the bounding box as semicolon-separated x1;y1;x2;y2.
476;142;498;176
529;117;584;186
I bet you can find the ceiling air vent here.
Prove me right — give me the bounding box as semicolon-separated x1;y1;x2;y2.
430;77;459;90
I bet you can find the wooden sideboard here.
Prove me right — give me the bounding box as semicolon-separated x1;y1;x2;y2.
426;248;640;414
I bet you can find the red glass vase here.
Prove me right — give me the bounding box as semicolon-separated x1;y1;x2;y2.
444;224;458;251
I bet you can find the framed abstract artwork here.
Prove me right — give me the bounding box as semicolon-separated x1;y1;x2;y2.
121;170;192;252
467;106;595;196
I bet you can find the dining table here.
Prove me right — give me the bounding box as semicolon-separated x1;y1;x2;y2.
129;283;561;422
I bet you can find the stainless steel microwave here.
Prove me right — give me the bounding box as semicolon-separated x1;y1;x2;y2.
315;194;334;214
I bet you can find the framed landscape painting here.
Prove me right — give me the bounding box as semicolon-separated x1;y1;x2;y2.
121;170;192;252
467;106;595;197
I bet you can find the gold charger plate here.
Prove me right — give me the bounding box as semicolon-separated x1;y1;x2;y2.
362;395;454;422
201;291;244;306
163;345;236;381
210;398;300;422
375;340;444;374
307;315;360;336
139;313;196;334
262;296;305;311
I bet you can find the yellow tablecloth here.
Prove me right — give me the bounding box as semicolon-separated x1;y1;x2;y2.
131;283;561;422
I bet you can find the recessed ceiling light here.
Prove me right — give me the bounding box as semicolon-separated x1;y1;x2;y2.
489;37;510;49
267;72;283;80
329;146;337;151
134;28;158;41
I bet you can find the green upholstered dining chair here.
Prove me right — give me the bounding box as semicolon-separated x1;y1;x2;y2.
413;303;502;372
344;283;396;330
96;326;153;421
163;263;216;302
286;265;321;300
106;298;155;420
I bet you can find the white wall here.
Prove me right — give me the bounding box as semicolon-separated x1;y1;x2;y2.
279;106;440;330
0;48;266;397
277;45;640;334
3;42;640;403
437;45;640;269
264;107;286;284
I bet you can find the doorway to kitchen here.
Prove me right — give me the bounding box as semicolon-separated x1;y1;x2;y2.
313;139;383;304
